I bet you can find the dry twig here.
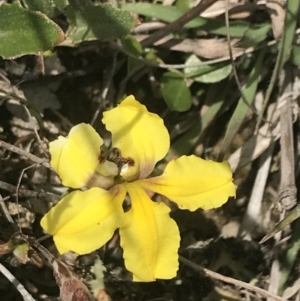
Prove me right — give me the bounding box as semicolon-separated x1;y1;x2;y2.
140;0;219;47
0;262;36;301
0;140;50;168
0;193;16;226
180;256;287;301
0;180;60;203
278;66;297;210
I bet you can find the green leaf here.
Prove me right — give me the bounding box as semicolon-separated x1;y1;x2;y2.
239;23;272;48
145;49;161;64
122;35;144;73
122;3;253;37
65;0;136;43
175;0;191;12
161;71;192;112
22;0;66;18
0;3;64;59
260;205;300;244
53;0;69;10
281;0;300;65
13;243;30;264
184;54;232;83
23;0;68;16
219;49;265;158
53;0;69;11
122;35;143;56
166;81;229;159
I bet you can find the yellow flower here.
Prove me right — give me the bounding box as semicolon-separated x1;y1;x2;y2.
41;95;235;282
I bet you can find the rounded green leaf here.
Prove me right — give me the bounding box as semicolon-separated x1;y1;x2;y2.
22;0;68;17
161;71;192;112
23;0;56;18
122;35;143;56
0;3;64;59
184;54;232;83
65;0;136;43
240;24;272;48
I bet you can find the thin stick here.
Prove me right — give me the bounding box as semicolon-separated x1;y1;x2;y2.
23;105;42;144
15;165;36;231
278;66;297;210
0;194;16;226
224;0;257;121
0;262;36;301
140;0;218;47
179;256;286;301
0;180;60;203
260;67;299;243
0;141;50;168
113;36;278;69
19;234;55;264
267;218;285;301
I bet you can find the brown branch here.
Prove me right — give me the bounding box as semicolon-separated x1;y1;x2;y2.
0;194;17;229
140;0;218;48
0;140;50;168
278;66;297;210
0;180;60;203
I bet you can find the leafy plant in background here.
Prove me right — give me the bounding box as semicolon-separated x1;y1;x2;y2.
0;0;136;58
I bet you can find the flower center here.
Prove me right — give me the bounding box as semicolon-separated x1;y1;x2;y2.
99;147;135;173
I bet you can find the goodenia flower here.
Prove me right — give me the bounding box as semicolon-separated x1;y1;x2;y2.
41;95;235;282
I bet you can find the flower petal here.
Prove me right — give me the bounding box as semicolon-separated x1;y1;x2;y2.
50;123;118;188
102;96;170;181
41;186;126;254
139;155;235;211
120;183;179;281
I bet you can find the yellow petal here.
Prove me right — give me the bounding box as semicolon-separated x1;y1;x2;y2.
41;186;126;254
102;95;170;181
50;123;118;188
139;155;236;211
120;183;179;281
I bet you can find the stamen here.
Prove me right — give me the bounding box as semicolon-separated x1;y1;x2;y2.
107;148;135;171
98;150;106;163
